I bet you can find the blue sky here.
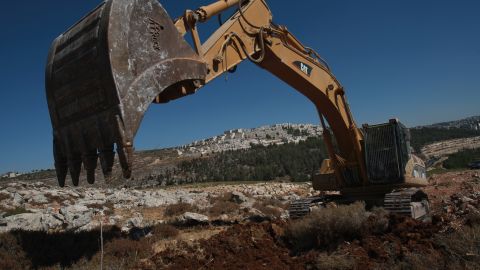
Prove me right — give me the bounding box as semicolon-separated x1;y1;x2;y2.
0;0;479;173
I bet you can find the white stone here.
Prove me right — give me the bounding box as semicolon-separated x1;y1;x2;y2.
60;205;93;230
175;212;209;225
31;193;48;204
12;193;24;206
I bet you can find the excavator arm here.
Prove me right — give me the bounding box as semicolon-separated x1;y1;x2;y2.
164;0;368;188
45;0;372;187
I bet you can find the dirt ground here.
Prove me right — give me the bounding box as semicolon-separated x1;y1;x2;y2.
1;170;479;269
143;170;480;269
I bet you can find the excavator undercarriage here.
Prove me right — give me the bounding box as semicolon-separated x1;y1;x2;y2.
46;0;430;219
289;120;430;220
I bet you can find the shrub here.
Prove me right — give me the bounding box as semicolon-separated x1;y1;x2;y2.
0;193;10;201
313;253;355;270
435;225;480;269
85;202;115;215
164;202;198;217
44;193;64;203
208;193;240;217
105;238;151;258
0;233;31;270
444;148;480;169
253;198;286;218
152;224;179;240
362;207;390;235
3;207;32;217
284;202;367;252
465;212;480;226
71;237;153;269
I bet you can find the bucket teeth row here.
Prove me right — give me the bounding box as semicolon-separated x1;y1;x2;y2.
53;138;132;186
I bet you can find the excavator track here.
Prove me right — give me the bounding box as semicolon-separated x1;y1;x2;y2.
288;197;319;219
289;189;430;220
384;188;430;220
288;195;341;219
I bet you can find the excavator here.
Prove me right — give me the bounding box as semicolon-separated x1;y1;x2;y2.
46;0;430;219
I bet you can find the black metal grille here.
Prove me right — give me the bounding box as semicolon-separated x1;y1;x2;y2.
364;122;408;184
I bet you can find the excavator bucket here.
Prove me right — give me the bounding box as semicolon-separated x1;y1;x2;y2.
46;0;207;186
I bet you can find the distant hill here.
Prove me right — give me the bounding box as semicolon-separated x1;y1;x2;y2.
410;127;480;154
8;115;480;185
418;115;480;130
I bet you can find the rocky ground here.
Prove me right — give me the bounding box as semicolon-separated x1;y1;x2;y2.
0;181;310;234
0;170;479;269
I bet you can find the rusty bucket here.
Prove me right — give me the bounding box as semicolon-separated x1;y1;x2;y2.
46;0;207;186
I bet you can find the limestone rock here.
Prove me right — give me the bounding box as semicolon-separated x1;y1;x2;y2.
60;205;93;230
175;212;209;226
13;193;24;206
231;191;248;204
122;212;145;233
31;193;48;204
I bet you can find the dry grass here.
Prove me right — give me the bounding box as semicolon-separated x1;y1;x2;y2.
44;193;64;203
152;224;179;240
313;253;355;270
285;202;368;252
465;211;480;226
435;225;480;269
396;252;447;270
164;202;198;217
253;198;287;218
207;192;240;217
0;193;10;201
208;192;234;204
85;202;115;215
0;233;31;270
2;207;32;217
71;237;153;269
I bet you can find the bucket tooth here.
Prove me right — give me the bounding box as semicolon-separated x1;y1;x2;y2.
68;155;82;186
53;138;68;187
99;145;115;178
46;0;208;186
117;144;133;179
55;163;68;188
83;150;98;184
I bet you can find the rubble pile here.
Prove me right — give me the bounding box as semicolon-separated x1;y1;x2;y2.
438;185;480;231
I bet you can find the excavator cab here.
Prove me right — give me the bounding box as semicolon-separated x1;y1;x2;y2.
46;0;207;186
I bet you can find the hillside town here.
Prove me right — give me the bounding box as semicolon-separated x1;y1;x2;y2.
176;123;323;156
423;116;480;130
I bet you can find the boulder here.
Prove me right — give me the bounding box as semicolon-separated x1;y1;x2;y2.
175;212;209;226
0;213;63;232
60;205;93;230
41;213;64;230
13;193;24;206
2;213;43;231
121;212;145;233
31;193;49;204
231;191;248;204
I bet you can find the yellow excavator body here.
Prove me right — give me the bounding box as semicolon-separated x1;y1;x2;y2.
46;0;429;219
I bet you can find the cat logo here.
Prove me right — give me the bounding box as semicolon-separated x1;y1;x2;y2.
293;61;312;77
